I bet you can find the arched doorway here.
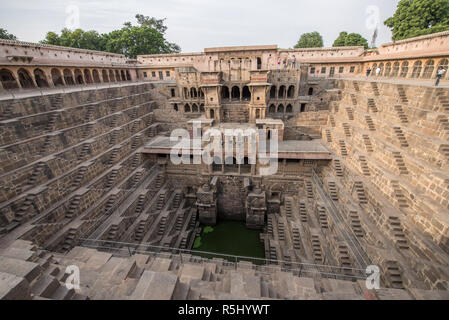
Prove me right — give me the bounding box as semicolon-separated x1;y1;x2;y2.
231;86;240;101
384;62;392;77
190;87;198;98
287;85;295;98
109;70;115;82
411;61;422;78
400;61;409;77
270;86;276;99
278;104;284;113
269;104;276;113
242;86;251;101
210;109;215;119
308;87;314;96
278;85;286;99
17;68;35;89
286;104;293;113
34;68;49;88
63;69;75;85
102;70;109;83
51;68;64;86
74;69;84;84
84;69;93;84
1;69;19;90
92;69;101;83
422;60;435;79
221;86;230;100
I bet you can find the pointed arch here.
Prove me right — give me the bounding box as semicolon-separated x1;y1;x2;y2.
17;68;35;89
34;68;49;88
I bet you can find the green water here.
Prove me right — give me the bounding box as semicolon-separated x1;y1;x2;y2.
193;221;265;262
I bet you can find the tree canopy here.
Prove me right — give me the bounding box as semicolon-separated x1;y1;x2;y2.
41;14;180;58
333;31;369;49
385;0;449;41
293;32;324;48
0;28;17;40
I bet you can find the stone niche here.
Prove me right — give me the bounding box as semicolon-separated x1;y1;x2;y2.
245;180;267;229
196;177;218;226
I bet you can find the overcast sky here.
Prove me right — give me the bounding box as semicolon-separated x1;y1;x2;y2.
0;0;400;52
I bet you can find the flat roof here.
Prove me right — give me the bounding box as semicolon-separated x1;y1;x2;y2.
204;45;278;53
143;136;332;160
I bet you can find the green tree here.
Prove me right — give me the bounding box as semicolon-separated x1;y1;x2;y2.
333;32;348;47
333;31;369;49
42;28;105;51
0;28;17;40
105;15;180;58
385;0;449;41
293;31;324;48
40;14;180;58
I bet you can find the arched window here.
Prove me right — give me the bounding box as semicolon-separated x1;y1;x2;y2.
183;87;189;99
109;70;115;82
278;85;286;99
190;87;197;98
286;104;293;113
126;70;131;81
411;61;422;78
199;88;204;99
200;104;205;112
51;68;64;86
400;61;409;78
384;62;392;77
63;69;75;85
270;86;276;99
74;69;84;84
173;103;178;112
242;86;251;101
1;69;19;90
84;69;93;84
184;104;191;112
308;87;314;96
438;59;448;79
278;104;284;113
257;57;262;70
34;68;49;88
287;85;295;98
17;68;35;89
269;104;276;113
391;62;400;77
92;69;101;83
102;70;109;83
120;70;126;81
231;86;240;100
210;109;215;119
378;63;384;76
192;103;199;112
221;86;230;100
422;60;435;79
